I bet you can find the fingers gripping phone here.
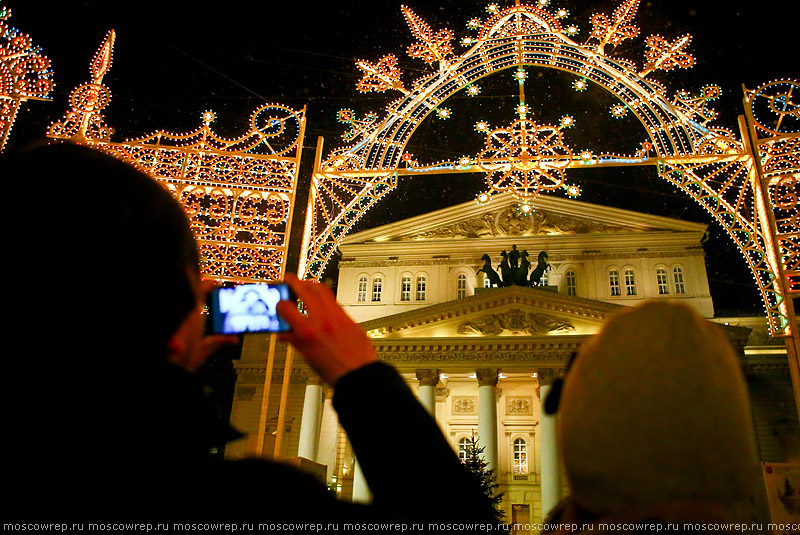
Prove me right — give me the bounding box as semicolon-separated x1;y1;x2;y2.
207;283;292;334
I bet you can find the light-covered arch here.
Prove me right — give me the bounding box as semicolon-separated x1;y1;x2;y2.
299;0;798;337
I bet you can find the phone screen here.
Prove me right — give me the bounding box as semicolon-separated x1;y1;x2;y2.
207;283;291;334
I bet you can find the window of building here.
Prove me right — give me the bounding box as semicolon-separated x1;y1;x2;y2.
400;275;411;302
416;275;426;301
458;437;469;463
609;269;621;296
541;271;549;286
673;267;686;294
483;274;491;288
657;268;669;295
457;273;467;298
513;438;528;474
565;270;577;296
624;268;637;295
357;276;368;302
372;277;383;302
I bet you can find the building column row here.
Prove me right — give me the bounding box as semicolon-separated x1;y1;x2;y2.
297;366;562;511
476;368;500;474
537;368;563;517
416;368;440;415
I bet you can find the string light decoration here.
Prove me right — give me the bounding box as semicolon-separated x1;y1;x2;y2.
477;118;573;204
403;5;455;67
47;31;306;284
298;0;797;342
587;0;640;54
0;5;53;150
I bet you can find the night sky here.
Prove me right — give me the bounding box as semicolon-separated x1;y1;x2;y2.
5;0;797;314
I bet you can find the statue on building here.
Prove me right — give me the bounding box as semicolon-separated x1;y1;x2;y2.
529;251;551;286
478;253;502;287
499;250;513;286
481;248;550;288
508;244;520;269
513;250;531;286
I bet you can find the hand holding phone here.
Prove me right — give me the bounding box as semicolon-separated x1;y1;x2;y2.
276;274;377;385
207;283;291;334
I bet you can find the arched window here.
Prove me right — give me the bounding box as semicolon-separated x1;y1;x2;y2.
657;268;669;295
541;271;549;286
565;270;577;296
609;269;621;296
513;438;528;474
416;275;426;301
372;276;383;302
458;437;469;463
673;267;686;294
457;273;468;298
400;275;412;302
357;276;368;302
624;268;637;296
483;273;491;288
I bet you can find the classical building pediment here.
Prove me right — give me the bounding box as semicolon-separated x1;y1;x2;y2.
343;192;707;246
361;285;621;339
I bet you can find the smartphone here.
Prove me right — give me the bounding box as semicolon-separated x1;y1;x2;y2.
207;283;291;334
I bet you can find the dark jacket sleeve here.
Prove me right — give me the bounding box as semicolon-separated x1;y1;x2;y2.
333;361;501;527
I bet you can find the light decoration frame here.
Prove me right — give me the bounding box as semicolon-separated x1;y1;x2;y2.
46;30;306;284
299;0;799;340
0;5;53;150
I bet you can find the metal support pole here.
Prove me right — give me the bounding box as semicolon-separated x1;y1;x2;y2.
739;112;800;420
254;333;278;457
273;344;295;458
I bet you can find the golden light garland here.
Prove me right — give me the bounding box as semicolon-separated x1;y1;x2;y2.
47;31;305;284
298;0;798;339
0;5;53;150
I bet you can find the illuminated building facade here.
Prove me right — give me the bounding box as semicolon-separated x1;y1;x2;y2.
229;193;794;525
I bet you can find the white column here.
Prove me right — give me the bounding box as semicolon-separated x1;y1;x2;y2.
297;375;324;461
416;368;440;416
352;456;372;504
317;386;338;484
477;368;499;474
538;369;562;518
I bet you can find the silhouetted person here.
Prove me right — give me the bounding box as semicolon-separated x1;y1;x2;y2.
1;142;501;529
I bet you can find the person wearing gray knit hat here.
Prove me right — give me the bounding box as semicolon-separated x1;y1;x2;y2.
544;301;763;532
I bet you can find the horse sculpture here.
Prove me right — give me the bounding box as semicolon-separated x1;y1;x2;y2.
478;253;502;287
529;251;551;286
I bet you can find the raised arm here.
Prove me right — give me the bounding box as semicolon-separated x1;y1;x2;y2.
276;274;501;527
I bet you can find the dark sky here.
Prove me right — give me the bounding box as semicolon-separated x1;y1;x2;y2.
6;0;797;313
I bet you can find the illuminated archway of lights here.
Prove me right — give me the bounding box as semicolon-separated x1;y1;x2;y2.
0;5;53;150
299;0;799;337
47;30;306;284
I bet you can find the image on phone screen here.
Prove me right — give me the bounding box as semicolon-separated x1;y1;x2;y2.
209;284;290;334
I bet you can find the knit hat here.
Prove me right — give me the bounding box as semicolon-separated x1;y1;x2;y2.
558;301;758;516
